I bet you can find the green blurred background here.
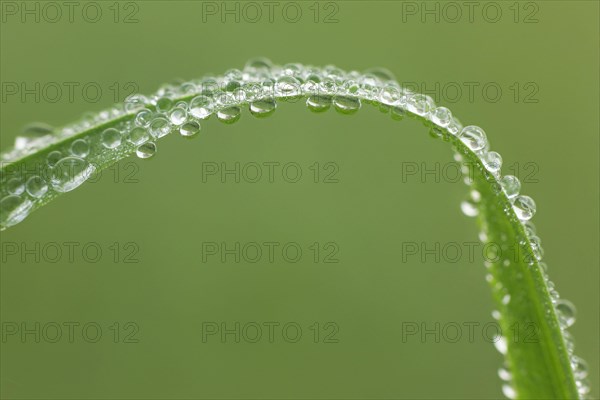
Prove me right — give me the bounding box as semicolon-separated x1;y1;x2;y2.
1;1;598;398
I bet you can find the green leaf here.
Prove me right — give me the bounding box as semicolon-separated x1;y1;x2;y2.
0;60;589;399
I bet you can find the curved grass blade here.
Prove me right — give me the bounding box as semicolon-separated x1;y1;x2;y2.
0;59;590;399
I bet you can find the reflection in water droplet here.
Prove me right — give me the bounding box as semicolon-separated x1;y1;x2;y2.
333;96;361;114
0;195;33;228
512;195;536;221
26;176;48;198
217;106;241;124
249;98;277;118
179;121;201;137
136;142;157;159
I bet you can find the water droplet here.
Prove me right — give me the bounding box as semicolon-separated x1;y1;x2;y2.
502;384;516;399
70;139;90;157
538;262;548;274
15;123;54;149
217;106;241;124
494;335;508;355
406;94;435;116
306;95;332;113
7;178;24;195
512;195;536;221
430;107;452;127
492;310;501;320
482;151;502;174
149;117;171;138
502;294;511;305
46;151;62;167
333;96;361;114
500;176;521;199
50;157;95;192
136;142;157;159
249;98;277;118
461;200;479;217
101;128;122;149
0;195;32;228
244;57;274;73
379;84;401;105
25;176;48;198
168;107;188;125
189;95;213;119
498;365;512;381
155;97;173;113
528;235;544;260
576;379;591;396
276;76;302;98
458;126;487;151
127;127;150;145
124;94;149;113
179;121;201;137
571;356;588;379
555;299;576;328
135;108;154;127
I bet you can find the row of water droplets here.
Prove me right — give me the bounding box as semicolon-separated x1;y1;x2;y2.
0;59;589;396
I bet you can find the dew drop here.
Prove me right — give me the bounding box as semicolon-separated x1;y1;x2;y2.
249;98;277;118
482;151;502;174
217;106;241;124
135;108;154;127
179;121;201;137
50;157;95;192
494;335;508;355
124;94;149;113
127;127;150;145
155;97;174;112
244;57;274;73
333;96;361;114
0;195;33;228
502;384;516;399
430;107;453;127
189;95;213;119
458;126;487;151
7;178;24;195
406;94;435;116
512;195;536;221
46;151;62;167
136;142;157;159
25;176;48;198
571;356;589;380
502;294;511;305
101;128;122;149
498;365;512;381
168;107;188;125
555;299;576;328
461;200;479;217
16;123;54;149
528;235;544;260
70;139;90;157
149;117;171;138
500;175;521;199
306;95;332;113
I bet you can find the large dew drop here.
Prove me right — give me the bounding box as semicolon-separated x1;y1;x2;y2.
0;195;33;228
217;106;241;124
512;195;536;221
136;142;157;159
249;98;277;118
555;299;576;328
306;95;332;113
332;96;361;114
459;126;487;151
50;157;96;192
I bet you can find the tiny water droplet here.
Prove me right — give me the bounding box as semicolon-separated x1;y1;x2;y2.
406;94;435;116
217;106;241;124
124;94;149;113
155;97;174;112
46;151;62;167
498;365;512;381
179;121;201;137
135;108;154;127
136;142;157;159
430;107;452;127
512;195;536;221
101;128;122;149
458;126;487;151
502;384;516;399
25;176;48;198
494;335;508;355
